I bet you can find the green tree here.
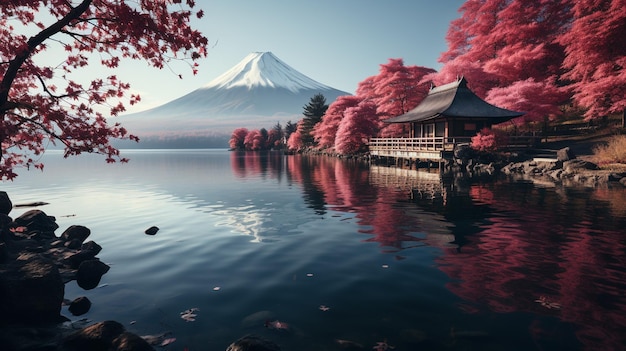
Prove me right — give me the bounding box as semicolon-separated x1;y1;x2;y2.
284;120;297;142
300;93;329;145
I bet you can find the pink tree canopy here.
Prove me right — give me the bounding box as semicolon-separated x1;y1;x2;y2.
432;0;571;123
311;95;362;150
229;128;249;150
243;129;264;151
334;100;379;155
287;122;305;151
0;0;208;179
355;59;435;137
559;0;626;122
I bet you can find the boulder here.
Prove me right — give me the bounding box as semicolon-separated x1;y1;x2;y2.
0;254;65;325
61;320;125;351
64;250;100;269
76;259;110;290
81;241;103;256
13;210;59;233
556;147;576;162
60;225;91;244
563;159;599;172
112;332;155;351
144;226;159;236
68;296;91;316
0;191;11;215
226;335;281;351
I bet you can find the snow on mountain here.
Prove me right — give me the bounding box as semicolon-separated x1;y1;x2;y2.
203;51;333;92
117;52;350;148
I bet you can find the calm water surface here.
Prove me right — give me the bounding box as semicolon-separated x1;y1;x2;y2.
2;149;626;351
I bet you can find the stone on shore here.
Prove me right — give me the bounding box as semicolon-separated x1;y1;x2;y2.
13;209;59;233
226;335;282;351
0;253;65;325
556;147;576;162
68;296;91;316
61;320;155;351
76;259;110;290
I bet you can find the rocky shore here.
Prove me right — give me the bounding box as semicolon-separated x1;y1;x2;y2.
0;192;282;351
457;145;626;188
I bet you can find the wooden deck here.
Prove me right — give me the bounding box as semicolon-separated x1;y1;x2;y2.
369;137;468;161
369;136;539;162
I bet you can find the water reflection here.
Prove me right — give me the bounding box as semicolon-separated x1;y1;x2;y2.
231;152;626;350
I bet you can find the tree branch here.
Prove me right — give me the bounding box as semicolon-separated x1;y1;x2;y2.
0;0;93;114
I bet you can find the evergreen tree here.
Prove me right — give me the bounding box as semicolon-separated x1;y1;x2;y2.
300;93;329;145
284;120;297;142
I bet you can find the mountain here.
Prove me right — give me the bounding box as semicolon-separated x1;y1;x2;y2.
117;52;351;148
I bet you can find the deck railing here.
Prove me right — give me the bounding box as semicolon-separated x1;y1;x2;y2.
369;137;471;153
369;136;539;154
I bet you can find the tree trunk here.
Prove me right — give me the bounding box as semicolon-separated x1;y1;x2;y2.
622;109;625;129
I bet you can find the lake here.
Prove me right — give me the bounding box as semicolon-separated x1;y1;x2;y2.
2;149;626;351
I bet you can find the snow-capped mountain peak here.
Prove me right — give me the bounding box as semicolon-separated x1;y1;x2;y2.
203;51;332;93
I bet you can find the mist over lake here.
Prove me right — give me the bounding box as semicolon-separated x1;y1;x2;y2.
3;149;625;351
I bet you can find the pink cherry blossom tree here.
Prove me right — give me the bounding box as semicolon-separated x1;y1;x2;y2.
287;122;305;151
558;0;626;125
431;0;571;123
311;95;362;150
0;0;208;179
229;128;249;150
334;100;379;155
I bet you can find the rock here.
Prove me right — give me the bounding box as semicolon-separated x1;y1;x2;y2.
226;335;281;351
620;177;626;186
0;254;65;325
64;250;99;269
112;332;155;351
81;241;103;256
61;320;126;351
68;296;91;316
60;225;91;244
556;147;576;161
13;210;59;233
144;226;159;236
76;260;110;290
563;159;599;172
609;172;626;182
0;242;7;264
0;191;12;215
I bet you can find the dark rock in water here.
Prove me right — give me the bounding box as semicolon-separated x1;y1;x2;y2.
0;191;12;215
64;239;84;250
60;225;91;244
68;296;91;316
81;241;103;256
144;226;159;235
64;250;99;269
0;254;64;325
62;320;125;351
226;335;281;351
112;332;155;351
557;147;576;162
13;210;59;233
76;260;110;290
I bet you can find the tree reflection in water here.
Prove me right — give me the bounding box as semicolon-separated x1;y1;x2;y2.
230;151;626;350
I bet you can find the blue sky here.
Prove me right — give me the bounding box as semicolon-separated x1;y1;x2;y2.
82;1;466;113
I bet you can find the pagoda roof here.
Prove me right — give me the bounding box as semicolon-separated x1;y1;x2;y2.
384;77;524;124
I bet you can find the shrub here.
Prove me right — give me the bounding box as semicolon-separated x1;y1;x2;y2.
593;135;626;165
470;128;509;152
